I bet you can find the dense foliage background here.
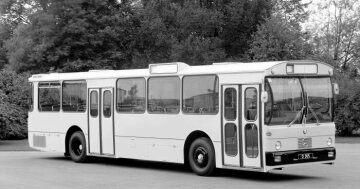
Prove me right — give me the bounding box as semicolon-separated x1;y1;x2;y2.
0;0;360;139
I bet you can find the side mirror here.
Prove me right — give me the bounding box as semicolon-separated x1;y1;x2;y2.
333;83;339;95
261;91;268;103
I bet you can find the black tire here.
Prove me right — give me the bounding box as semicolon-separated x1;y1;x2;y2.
69;131;87;163
188;137;215;176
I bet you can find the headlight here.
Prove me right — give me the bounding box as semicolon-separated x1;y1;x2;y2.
327;137;333;146
275;141;282;151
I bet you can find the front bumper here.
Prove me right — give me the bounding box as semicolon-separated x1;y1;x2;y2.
266;147;336;166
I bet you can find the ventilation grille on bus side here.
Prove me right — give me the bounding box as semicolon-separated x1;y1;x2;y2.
33;135;46;148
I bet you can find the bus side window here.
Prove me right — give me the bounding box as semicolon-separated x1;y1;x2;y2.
182;75;219;114
62;81;87;112
148;77;180;114
29;82;34;112
38;82;61;112
116;78;145;113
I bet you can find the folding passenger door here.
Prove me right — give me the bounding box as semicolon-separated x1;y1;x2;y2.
89;89;101;154
100;88;115;155
88;88;115;155
222;85;240;167
241;85;261;168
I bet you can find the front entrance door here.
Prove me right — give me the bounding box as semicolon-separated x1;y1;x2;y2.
88;88;115;155
221;84;262;168
222;85;240;166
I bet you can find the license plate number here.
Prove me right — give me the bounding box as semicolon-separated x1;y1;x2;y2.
298;153;313;160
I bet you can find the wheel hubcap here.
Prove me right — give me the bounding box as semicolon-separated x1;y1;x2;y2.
71;139;83;156
193;146;208;168
197;154;204;163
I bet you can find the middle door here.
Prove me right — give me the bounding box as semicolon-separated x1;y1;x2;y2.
100;88;115;155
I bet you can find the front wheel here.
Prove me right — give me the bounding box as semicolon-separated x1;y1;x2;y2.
188;137;215;176
69;131;87;163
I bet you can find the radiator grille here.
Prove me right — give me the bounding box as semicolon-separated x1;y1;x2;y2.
298;137;312;149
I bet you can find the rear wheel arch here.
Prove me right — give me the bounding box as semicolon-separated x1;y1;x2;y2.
65;125;84;156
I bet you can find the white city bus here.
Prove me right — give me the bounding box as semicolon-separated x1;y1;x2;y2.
28;60;337;175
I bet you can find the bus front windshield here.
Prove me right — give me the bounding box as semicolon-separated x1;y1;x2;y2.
265;77;333;126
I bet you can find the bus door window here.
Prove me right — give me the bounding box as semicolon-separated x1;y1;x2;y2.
244;87;258;158
245;88;257;121
90;91;98;117
103;90;112;118
224;88;237;120
224;88;238;156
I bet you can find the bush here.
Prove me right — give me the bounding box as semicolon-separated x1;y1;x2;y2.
334;73;360;136
0;70;30;139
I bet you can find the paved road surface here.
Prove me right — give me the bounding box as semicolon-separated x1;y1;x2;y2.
0;143;359;189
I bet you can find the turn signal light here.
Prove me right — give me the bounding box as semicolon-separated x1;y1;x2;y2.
328;152;334;158
275;141;282;151
327;138;333;146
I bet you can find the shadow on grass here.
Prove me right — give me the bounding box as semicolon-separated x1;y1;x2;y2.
42;155;321;182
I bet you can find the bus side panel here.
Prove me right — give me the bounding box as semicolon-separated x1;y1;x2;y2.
28;111;88;153
115;137;184;162
114;114;221;165
28;81;89;153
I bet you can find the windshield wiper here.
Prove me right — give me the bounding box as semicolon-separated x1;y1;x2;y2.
307;105;320;126
288;105;306;127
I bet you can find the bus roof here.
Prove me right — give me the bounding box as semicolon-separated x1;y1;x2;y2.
28;60;332;82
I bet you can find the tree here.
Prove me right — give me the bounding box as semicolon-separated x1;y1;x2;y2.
248;0;311;61
221;0;271;60
5;0;139;73
133;0;226;66
169;1;225;65
249;15;312;61
0;0;36;70
304;0;360;71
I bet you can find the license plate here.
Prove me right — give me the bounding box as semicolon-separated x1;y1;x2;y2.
298;153;313;160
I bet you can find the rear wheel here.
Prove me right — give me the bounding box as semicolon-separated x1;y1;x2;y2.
188;137;215;176
69;131;87;163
